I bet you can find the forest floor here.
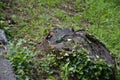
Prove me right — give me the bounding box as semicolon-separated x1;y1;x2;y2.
0;0;120;80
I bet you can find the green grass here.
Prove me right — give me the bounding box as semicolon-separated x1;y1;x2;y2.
1;0;120;80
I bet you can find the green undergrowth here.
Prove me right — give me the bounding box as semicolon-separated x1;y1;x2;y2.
7;40;114;80
0;0;120;80
7;40;35;80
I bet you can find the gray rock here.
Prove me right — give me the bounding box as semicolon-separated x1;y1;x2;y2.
0;29;7;45
39;28;114;64
0;29;16;80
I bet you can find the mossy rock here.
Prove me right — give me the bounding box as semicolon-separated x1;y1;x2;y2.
37;28;114;64
36;28;116;80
